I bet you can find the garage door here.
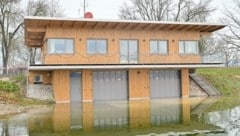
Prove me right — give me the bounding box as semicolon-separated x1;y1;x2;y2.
150;70;180;98
70;72;82;102
93;71;128;101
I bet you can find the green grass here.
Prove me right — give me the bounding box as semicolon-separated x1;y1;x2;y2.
196;67;240;96
0;80;19;92
0;75;53;105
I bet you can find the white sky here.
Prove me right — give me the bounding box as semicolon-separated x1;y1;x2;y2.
59;0;128;19
59;0;234;21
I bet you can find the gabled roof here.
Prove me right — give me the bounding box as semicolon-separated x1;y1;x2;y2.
24;16;226;47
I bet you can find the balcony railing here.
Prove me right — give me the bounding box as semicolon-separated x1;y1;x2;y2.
32;51;225;65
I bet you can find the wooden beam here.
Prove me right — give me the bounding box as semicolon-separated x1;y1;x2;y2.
27;33;45;39
178;25;195;31
27;41;42;46
103;22;110;29
132;23;142;30
122;23;132;30
143;24;153;30
201;26;220;32
159;24;172;30
197;25;211;32
113;22;120;29
82;22;89;28
151;24;163;30
26;27;46;33
93;22;99;29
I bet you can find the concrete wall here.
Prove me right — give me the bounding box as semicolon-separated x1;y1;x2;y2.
27;84;54;101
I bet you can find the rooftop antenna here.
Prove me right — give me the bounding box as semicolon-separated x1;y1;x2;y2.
82;0;88;17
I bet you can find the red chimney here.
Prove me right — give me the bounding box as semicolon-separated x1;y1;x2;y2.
84;12;93;18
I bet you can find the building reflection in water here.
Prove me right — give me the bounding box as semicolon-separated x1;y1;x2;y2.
51;98;191;133
0;98;192;135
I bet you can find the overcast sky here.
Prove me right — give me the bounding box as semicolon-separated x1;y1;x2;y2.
59;0;234;21
59;0;128;19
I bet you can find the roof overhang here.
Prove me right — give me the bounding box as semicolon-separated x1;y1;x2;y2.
24;16;226;47
28;64;224;71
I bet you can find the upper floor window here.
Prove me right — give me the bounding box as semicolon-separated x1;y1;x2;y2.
150;40;168;54
179;41;199;54
47;39;74;54
87;39;107;54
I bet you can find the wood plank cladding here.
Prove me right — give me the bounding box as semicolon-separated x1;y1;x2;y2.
51;70;70;102
28;71;51;84
181;68;190;97
43;28;201;65
82;70;93;102
129;69;150;99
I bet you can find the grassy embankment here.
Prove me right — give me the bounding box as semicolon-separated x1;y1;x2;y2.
197;68;240;111
0;74;52;105
196;67;240;96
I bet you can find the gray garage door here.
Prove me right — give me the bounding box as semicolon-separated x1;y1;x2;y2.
93;71;128;101
70;72;82;102
150;70;180;98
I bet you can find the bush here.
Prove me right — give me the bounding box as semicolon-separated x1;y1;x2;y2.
11;74;27;84
0;80;19;92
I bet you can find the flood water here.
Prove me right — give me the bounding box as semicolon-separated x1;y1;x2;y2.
0;97;240;136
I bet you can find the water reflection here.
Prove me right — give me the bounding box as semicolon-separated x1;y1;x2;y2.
205;106;240;136
0;97;239;135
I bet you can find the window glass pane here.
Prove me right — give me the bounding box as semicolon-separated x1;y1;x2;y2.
128;40;138;63
48;39;55;53
158;41;168;54
120;40;128;63
54;39;65;53
129;40;137;55
97;40;107;54
48;39;74;54
87;40;96;54
185;41;197;54
65;39;74;53
120;40;128;55
179;41;185;54
150;41;158;54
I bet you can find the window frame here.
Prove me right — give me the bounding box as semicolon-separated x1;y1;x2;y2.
86;39;108;55
179;40;199;55
119;39;139;64
149;39;169;55
47;38;74;54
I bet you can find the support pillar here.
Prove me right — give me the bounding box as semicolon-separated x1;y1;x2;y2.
82;70;93;102
181;68;189;98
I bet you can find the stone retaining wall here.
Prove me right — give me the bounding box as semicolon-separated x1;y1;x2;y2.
27;84;54;101
190;79;208;97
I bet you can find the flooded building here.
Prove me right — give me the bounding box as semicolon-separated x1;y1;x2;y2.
24;16;225;103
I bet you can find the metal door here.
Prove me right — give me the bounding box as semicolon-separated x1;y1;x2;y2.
120;40;138;64
93;71;128;101
150;70;180;98
70;72;82;102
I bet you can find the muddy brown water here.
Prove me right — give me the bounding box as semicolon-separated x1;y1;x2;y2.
0;96;239;136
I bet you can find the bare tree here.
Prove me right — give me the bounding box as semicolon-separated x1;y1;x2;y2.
0;0;65;73
119;0;215;22
25;0;65;65
221;0;240;51
0;0;24;73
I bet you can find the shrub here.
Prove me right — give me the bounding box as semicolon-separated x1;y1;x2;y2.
0;80;19;92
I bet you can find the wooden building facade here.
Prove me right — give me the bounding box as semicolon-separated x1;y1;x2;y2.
24;16;225;103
